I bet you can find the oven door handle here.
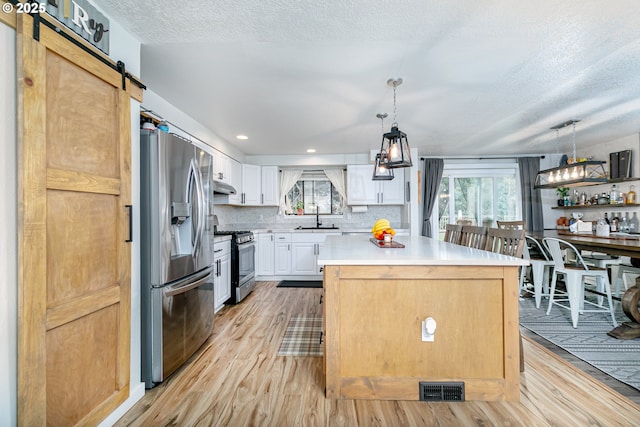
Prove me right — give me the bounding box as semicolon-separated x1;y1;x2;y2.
238;241;256;249
164;268;213;297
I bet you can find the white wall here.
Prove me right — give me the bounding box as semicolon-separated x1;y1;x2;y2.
0;21;17;427
143;89;246;163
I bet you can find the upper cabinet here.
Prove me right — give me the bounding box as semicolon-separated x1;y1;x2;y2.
212;151;231;183
347;165;405;205
230;164;279;206
242;164;262;205
228;159;243;205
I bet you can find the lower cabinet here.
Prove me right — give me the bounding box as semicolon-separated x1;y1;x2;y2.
274;233;292;275
291;233;341;275
257;232;275;276
256;232;340;278
214;239;231;312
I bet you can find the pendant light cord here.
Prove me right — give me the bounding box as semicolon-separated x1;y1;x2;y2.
571;121;577;161
392;84;398;127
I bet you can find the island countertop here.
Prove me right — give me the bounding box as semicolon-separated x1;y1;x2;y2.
318;234;528;266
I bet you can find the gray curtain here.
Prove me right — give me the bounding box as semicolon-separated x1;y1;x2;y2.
518;157;544;232
421;158;444;237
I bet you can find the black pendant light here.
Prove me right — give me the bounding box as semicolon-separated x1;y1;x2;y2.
372;113;394;180
379;78;412;169
534;119;607;189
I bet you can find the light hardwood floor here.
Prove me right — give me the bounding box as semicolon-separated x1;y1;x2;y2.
115;281;640;426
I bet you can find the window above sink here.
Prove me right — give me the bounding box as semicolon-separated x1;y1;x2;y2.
285;170;345;216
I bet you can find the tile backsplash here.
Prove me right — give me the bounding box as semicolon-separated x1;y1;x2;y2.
213;204;406;230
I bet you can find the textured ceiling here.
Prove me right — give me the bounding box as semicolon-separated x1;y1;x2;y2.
93;0;640;158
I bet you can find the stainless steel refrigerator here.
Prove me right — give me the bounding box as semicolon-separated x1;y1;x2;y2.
140;129;215;388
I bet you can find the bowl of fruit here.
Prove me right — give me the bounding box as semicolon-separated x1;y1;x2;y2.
371;218;396;243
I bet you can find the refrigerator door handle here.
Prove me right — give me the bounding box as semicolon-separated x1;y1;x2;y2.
164;268;212;297
191;159;206;258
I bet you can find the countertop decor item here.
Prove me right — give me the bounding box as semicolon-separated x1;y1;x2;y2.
534;119;607;189
369;237;405;248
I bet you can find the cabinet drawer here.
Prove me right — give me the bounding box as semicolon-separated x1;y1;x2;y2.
213;240;231;257
274;232;291;242
291;233;335;243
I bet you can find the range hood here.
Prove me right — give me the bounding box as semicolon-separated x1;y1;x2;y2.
212;180;237;195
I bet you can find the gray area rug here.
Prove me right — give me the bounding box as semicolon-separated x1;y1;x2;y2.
277;316;323;357
519;296;640;391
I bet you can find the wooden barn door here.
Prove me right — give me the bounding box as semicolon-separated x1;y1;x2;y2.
16;14;134;426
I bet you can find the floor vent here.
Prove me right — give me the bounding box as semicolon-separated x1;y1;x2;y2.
419;381;465;402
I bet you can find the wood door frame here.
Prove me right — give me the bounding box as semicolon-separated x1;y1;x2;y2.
16;12;141;426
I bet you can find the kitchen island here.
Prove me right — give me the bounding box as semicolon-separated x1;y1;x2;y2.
318;235;528;402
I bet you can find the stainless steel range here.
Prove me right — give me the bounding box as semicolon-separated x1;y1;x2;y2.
214;230;256;303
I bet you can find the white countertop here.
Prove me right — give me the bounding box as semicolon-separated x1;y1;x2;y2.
318;235;529;266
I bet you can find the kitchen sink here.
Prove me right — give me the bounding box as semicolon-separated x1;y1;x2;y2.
296;226;340;230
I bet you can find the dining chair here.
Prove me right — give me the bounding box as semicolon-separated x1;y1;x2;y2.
613;263;640;296
543;237;617;328
456;219;473;226
444;224;463;244
496;220;526;231
484;227;525;257
521;235;554;309
459;225;487;249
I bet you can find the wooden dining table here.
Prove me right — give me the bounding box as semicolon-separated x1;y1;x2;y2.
531;230;640;259
531;230;640;339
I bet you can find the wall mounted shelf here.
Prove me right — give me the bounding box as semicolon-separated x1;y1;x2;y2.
552;204;640;210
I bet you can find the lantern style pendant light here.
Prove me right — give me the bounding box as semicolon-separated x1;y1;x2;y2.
379;78;412;169
372;113;394;180
534;119;607;189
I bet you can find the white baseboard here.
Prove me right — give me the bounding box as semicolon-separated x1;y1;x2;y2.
98;381;146;427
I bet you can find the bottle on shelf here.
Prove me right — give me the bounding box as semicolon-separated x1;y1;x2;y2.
620;214;629;232
630;212;639;233
604;212;610;225
610;184;618;204
610;212;619;232
627;185;636;204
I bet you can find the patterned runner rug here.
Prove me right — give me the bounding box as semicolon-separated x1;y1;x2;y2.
519;296;640;390
277;316;323;357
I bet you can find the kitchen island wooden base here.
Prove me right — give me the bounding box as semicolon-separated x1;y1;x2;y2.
322;264;521;402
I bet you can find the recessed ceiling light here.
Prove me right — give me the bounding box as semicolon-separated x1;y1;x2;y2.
236;135;248;140
306;149;316;153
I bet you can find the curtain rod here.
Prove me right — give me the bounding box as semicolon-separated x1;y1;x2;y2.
420;155;545;160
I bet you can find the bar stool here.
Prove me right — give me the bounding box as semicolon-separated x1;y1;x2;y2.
543;237;617;328
614;264;640;296
521;235;554;309
581;252;622;281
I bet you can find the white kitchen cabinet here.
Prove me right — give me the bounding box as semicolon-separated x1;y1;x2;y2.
213;239;231;313
274;233;292;275
256;232;275;276
242;164;262;205
261;165;279;206
213;151;231;183
347;164;405;205
234;164;280;206
291;233;340;276
291;242;316;275
228;159;243;204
